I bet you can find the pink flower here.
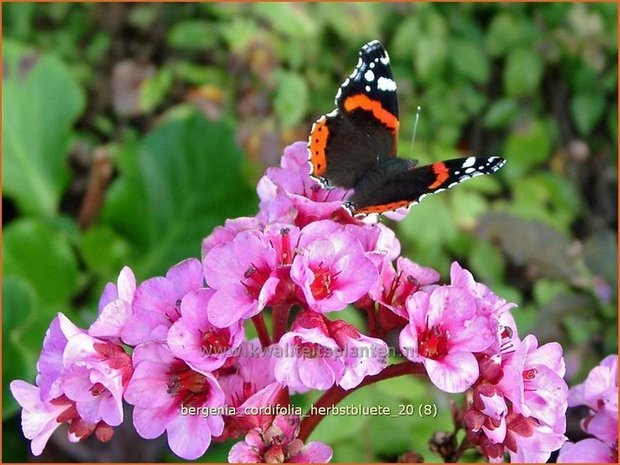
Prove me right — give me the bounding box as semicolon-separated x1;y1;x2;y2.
204;230;279;327
275;315;344;392
217;340;288;436
557;354;618;462
89;266;136;342
61;333;132;427
450;261;516;318
371;257;440;319
9;381;75;455
121;258;204;345
228;415;332;463
257;142;348;226
124;343;225;459
11;313;132;455
38;314;132;426
569;354;617;416
291;229;378;313
558;437;617;463
399;286;496;392
201;217;262;258
167;288;245;373
326;318;388;390
502;410;567;463
498;335;568;431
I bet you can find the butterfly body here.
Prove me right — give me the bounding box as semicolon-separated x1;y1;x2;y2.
308;40;506;217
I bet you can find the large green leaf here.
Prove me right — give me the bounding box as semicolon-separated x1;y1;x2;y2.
3;218;81;309
100;109;256;278
2;277;37;418
3;40;85;216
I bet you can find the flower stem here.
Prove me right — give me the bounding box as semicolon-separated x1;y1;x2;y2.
298;361;425;442
272;303;291;342
251;314;271;348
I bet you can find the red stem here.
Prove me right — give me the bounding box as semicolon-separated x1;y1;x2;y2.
251;314;271;348
272;303;291;342
365;304;377;337
298;361;426;442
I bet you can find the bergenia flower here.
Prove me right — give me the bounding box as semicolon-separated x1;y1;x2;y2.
89;266;136;342
218;340;287;436
256;141;348;226
291;228;378;313
167;288;245;373
326;318;389;390
498;335;568;430
204;230;279;327
399;286;496;392
557;354;618;463
201;216;263;258
123;343;225;460
9;382;80;455
38;314;131;426
228;415;333;463
275;314;344;392
10;313;133;454
121;258;204;345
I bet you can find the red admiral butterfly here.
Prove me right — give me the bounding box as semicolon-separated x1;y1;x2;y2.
308;40;506;216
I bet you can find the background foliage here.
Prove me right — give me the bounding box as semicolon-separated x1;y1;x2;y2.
2;3;617;462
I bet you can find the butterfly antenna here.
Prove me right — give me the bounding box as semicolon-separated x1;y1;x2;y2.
409;105;421;153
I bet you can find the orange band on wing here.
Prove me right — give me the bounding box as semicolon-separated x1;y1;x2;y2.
308;116;329;177
354;200;412;215
428;162;449;189
343;94;399;133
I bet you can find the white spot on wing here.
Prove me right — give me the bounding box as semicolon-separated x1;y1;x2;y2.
364;69;375;82
377;76;396;91
462;157;476;168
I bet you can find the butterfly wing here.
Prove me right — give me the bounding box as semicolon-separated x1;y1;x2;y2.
347;156;506;215
308;40;399;189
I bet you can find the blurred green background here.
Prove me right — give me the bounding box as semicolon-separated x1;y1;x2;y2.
2;2;617;462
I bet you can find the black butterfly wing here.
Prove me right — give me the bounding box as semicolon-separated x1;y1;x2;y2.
347;156;506;215
308;40;399;189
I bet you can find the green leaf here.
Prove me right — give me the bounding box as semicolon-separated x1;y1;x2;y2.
469;239;505;285
503;48;544;97
140;67;173;113
449;38;489;83
3;218;81;309
3;40;85;215
483;99;519;128
80;225;133;277
485;12;537;57
102;110;256;278
2;277;37;418
502;119;553;177
275;71;309;129
167;20;221;51
253;3;317;39
570;91;605;136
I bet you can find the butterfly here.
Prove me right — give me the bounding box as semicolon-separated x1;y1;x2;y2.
308;40;505;216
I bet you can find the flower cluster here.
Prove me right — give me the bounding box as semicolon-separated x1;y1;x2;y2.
557;355;618;463
10;142;574;463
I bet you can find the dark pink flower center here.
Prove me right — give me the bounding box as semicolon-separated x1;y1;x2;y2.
387;272;420;307
167;360;211;407
201;327;231;355
243;263;271;298
279;228;294;265
89;382;107;397
418;325;449;359
310;264;333;299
